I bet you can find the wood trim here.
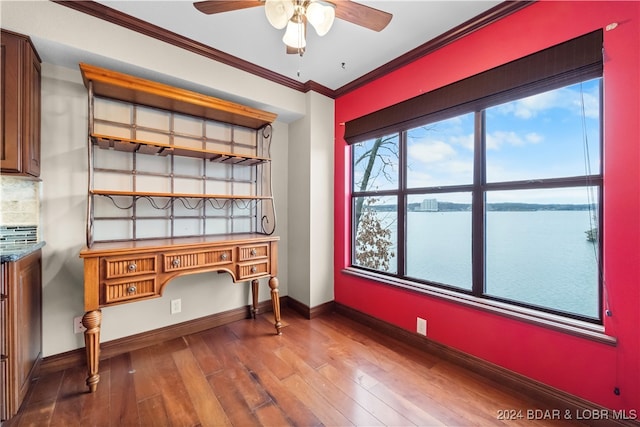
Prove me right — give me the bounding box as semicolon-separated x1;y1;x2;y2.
39;298;280;376
52;0;305;92
309;300;335;318
0;28;42;63
334;1;535;97
51;1;531;99
286;297;335;319
285;297;310;319
91;134;270;164
302;80;334;99
334;302;640;427
80;63;277;129
79;233;279;256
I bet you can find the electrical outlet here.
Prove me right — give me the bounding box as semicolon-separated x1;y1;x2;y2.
171;298;182;314
74;316;87;334
417;317;427;336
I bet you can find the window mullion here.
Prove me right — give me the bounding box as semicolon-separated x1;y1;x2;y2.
398;131;407;277
472;110;486;297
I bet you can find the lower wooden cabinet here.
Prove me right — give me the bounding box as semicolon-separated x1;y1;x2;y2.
0;249;43;422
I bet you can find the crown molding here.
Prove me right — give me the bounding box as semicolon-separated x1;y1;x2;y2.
51;0;306;92
334;1;535;97
51;1;533;99
302;80;334;98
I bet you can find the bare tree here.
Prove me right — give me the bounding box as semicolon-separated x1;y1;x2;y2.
353;136;398;270
353;135;398;225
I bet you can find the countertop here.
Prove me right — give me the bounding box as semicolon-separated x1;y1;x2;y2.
0;241;46;262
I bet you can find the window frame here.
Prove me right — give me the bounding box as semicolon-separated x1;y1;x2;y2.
348;30;604;327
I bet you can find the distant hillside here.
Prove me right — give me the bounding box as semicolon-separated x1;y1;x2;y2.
367;202;596;212
484;202;595;212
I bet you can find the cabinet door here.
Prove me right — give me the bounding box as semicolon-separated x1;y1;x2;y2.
0;30;41;177
0;31;22;173
14;251;42;406
1;250;42;421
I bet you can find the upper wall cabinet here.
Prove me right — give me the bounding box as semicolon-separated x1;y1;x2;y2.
0;30;41;177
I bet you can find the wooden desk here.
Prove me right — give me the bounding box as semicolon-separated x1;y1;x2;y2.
79;234;281;393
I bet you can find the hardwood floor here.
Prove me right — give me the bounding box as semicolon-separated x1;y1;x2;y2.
8;308;588;426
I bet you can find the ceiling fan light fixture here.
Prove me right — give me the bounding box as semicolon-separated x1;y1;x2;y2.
265;0;294;30
282;17;306;49
306;1;335;36
194;0;393;56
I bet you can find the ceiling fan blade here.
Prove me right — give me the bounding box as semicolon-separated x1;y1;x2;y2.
333;0;392;32
193;0;264;15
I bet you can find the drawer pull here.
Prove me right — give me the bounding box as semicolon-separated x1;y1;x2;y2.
128;263;137;272
221;253;228;261
250;249;257;256
172;258;180;267
127;285;137;294
251;266;257;273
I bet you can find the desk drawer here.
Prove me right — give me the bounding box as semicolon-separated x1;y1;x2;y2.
163;252;199;272
104;255;157;279
238;244;269;261
237;260;269;280
163;248;233;272
203;248;233;265
102;276;157;304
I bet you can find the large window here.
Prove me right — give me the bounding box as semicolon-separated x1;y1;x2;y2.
348;31;603;323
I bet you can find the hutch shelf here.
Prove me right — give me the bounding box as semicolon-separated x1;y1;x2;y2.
78;63;281;393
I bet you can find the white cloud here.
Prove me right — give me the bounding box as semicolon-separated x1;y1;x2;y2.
525;132;543;144
446;160;474;174
514;91;559;118
449;133;474;151
408;140;457;164
493;81;600;119
486;131;525;150
485;131;543;151
407;142;474;186
406;170;433;188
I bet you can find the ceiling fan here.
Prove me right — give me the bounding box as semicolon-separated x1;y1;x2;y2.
193;0;393;55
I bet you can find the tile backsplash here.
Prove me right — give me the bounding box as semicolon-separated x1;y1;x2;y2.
0;176;41;241
0;225;38;245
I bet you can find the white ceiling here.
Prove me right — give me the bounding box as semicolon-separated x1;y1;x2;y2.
93;0;503;91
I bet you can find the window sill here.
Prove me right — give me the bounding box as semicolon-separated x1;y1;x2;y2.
342;267;617;346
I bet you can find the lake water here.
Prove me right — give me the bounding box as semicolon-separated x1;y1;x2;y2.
371;210;600;319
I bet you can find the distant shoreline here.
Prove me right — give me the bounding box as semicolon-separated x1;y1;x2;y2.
367;202;597;212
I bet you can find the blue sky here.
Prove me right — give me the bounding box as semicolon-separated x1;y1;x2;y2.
405;78;601;204
353;78;601;205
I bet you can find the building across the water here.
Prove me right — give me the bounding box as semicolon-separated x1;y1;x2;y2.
418;198;438;212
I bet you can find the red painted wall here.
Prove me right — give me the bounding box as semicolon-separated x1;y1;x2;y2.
334;1;639;412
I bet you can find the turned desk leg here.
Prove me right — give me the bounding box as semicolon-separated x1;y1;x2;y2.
82;309;102;393
269;277;282;335
251;279;259;319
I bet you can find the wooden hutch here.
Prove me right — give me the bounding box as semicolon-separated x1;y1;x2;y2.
78;63;281;393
